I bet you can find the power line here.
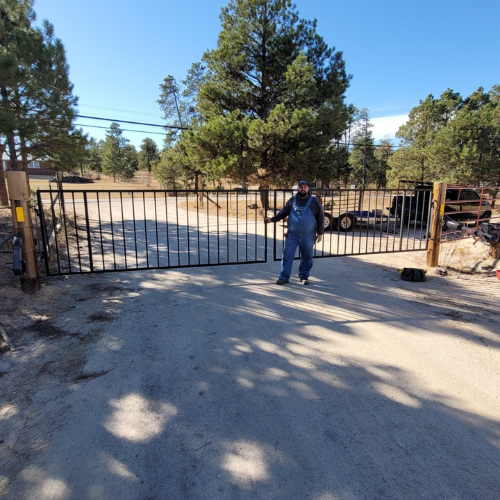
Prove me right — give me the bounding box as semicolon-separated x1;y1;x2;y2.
75;114;401;148
75;114;187;130
74;123;167;135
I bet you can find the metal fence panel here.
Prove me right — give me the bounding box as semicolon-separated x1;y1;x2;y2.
37;189;268;276
272;188;432;261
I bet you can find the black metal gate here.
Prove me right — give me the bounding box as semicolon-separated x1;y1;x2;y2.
272;187;433;261
36;189;268;276
36;186;433;277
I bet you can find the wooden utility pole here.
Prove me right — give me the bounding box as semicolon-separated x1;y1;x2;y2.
426;182;447;268
6;171;40;294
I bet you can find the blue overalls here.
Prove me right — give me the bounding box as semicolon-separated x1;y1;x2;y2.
279;195;317;282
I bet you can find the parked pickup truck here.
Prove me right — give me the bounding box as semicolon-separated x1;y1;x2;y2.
389;185;492;226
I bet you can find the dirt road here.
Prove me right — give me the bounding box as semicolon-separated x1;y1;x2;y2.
1;206;500;499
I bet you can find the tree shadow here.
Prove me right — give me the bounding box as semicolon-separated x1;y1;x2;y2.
3;256;500;499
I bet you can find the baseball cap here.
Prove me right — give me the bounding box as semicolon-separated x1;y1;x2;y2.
298;180;308;186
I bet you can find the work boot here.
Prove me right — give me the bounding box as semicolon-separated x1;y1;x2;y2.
301;278;310;285
276;279;288;285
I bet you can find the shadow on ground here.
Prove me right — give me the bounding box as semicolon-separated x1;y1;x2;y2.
1;254;500;499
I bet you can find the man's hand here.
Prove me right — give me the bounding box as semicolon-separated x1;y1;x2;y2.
264;217;272;224
316;234;323;243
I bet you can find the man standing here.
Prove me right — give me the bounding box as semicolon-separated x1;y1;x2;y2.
265;180;324;285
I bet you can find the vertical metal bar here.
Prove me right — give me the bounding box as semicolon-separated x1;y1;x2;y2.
175;190;180;266
72;193;82;272
236;189;239;262
354;190;360;255
245;191;248;262
254;191;258;261
143;192;149;269
398;192;406;252
154;192;159;268
83;192;93;273
424;189;432;250
164;191;171;268
377;190;384;252
49;190;62;275
207;190;210;265
416;190;423;249
196;190;200;265
62;192;72;273
37;191;51;275
273;190;277;261
120;192;127;270
363;190;377;253
108;192;116;270
186;191;191;265
412;191;419;249
131;192;138;269
328;191;333;257
264;189;268;263
372;190;378;252
96;192;105;270
217;191;220;264
343;190;348;256
226;191;229;263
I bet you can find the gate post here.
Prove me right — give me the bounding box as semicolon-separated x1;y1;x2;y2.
6;171;40;294
426;182;447;268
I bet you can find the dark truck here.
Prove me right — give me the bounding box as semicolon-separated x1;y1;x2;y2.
389;182;492;227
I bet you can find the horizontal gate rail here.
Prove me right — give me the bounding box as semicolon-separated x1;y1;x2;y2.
37;189;268;276
272;187;432;261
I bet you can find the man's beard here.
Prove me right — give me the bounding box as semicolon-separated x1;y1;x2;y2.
298;191;308;198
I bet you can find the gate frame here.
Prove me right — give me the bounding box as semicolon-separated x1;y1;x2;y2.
271;186;433;262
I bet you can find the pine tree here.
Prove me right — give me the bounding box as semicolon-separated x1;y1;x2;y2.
101;123;131;182
160;0;350;199
138;138;160;172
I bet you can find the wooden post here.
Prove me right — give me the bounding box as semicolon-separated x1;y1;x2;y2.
426;182;447;268
6;171;40;294
489;245;500;259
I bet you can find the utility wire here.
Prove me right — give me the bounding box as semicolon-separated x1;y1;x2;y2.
74;123;167;135
75;114;401;148
76;114;188;130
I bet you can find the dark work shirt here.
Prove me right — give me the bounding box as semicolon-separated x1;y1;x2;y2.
270;194;324;235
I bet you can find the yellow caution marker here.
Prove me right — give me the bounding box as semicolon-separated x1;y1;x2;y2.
16;207;25;222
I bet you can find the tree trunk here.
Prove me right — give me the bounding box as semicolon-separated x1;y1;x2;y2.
1;85;19;171
0;141;9;206
7;133;18;170
259;185;269;208
20;135;29;174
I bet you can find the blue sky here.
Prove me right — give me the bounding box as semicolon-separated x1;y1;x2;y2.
34;0;500;149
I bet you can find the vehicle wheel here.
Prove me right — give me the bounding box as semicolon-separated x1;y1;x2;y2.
395;212;408;225
323;213;332;231
338;213;355;232
482;211;492;222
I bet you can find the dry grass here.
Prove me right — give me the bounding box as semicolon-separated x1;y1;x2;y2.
179;198;267;220
30;174;162;192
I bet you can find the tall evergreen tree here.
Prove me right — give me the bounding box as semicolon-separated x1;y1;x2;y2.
138;137;160;172
0;0;77;182
348;109;386;187
87;138;103;173
432;86;500;184
160;0;351;199
101;123;130;182
387;90;462;182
